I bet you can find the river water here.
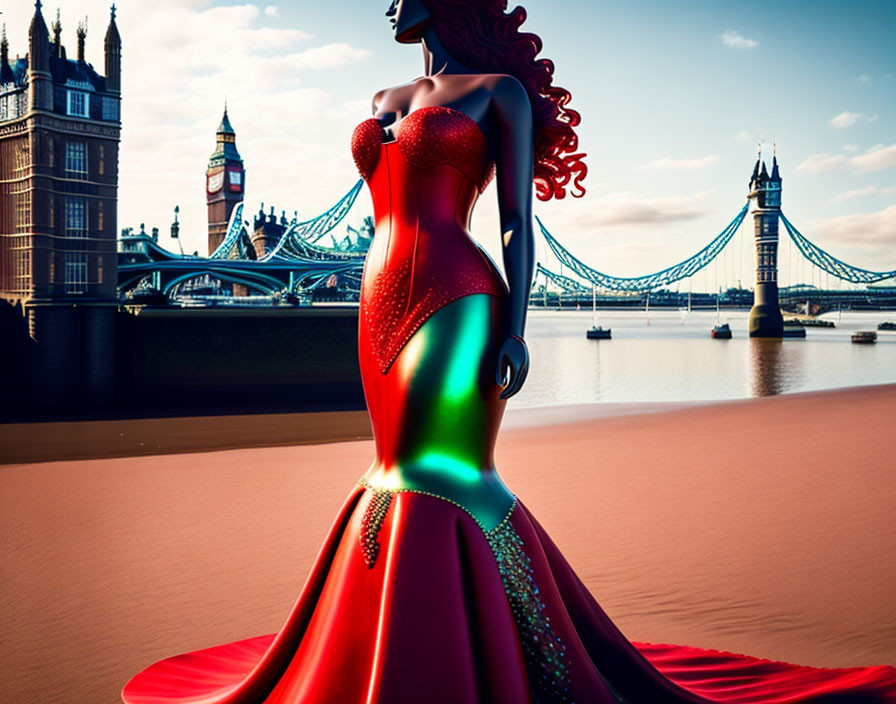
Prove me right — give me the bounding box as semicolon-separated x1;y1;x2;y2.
513;309;896;407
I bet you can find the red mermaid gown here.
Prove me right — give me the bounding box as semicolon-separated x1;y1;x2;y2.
122;106;896;704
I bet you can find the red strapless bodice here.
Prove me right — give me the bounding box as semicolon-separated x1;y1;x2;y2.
351;106;507;373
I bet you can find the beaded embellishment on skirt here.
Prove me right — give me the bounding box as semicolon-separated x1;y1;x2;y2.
359;489;394;569
486;517;573;704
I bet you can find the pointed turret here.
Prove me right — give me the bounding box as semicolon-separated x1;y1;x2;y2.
217;104;235;136
0;24;14;84
104;3;121;92
28;0;52;110
763;154;782;210
29;0;50;73
210;104;242;162
749;157;760;190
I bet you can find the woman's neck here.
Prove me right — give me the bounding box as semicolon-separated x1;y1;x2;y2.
420;27;474;76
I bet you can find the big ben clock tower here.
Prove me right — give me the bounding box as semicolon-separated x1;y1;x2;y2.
206;105;245;254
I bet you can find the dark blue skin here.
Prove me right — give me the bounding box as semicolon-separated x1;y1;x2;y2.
381;0;534;399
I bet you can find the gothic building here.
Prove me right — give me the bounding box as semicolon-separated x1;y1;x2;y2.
206;106;244;255
0;1;122;407
747;149;784;338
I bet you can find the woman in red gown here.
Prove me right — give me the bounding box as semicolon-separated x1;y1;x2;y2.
122;1;896;702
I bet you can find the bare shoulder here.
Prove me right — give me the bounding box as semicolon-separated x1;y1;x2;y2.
483;74;531;126
371;80;419;116
480;74;530;106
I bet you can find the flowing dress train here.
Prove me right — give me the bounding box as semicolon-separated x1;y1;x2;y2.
122;106;896;704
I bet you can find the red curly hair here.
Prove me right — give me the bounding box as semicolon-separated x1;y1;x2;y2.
419;0;587;200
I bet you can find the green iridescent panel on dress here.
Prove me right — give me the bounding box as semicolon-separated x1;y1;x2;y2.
361;295;515;532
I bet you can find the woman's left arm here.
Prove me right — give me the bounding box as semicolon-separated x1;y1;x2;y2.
491;75;535;399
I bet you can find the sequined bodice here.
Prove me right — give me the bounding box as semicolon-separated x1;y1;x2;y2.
351;106;507;373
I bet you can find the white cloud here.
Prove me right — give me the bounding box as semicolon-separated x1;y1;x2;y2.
834;186;896;202
841;144;860;153
850;144;896;173
829;111;862;128
858;74;871;84
264;5;279;17
795;154;849;173
814;205;896;247
735;131;751;142
285;43;371;70
796;144;896;174
721;29;758;49
550;191;714;229
637;155;720;171
867;114;879;124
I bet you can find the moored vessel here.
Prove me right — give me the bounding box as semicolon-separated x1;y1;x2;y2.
711;323;732;339
852;331;877;344
587;326;612;339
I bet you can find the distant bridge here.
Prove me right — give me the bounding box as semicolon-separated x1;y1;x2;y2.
119;165;896;302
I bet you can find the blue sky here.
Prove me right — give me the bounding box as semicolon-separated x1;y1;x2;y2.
5;0;895;287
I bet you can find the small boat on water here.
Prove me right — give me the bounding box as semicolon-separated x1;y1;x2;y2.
710;295;731;339
586;285;611;339
852;331;877;344
587;326;612;340
798;318;835;328
711;323;732;339
782;325;807;338
878;322;896;331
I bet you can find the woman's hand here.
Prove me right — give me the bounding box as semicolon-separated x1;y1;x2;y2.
495;334;529;399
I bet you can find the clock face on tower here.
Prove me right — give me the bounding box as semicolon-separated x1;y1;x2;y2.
227;167;243;193
207;170;224;194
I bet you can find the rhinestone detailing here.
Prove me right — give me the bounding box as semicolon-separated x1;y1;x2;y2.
361;259;506;373
350;106;493;192
396;107;493;193
350;118;383;182
359;489;394;569
486;518;572;704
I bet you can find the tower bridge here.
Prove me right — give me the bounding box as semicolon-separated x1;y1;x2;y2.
533;152;896;336
117;141;896;334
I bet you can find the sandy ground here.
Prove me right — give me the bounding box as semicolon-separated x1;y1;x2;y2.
1;384;894;704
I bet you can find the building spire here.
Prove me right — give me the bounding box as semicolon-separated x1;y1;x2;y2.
29;0;50;73
104;2;121;91
0;23;12;85
52;8;64;58
105;3;120;44
77;17;87;62
217;103;235;135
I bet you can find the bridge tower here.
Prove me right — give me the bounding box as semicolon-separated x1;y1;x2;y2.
206;105;244;255
747;150;784;337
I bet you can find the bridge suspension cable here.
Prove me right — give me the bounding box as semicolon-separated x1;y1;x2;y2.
536;203;749;292
261;180;365;261
534;263;590;293
208;203;246;260
780;213;896;285
209;180;365;261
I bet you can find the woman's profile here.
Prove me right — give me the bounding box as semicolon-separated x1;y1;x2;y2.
122;1;896;702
